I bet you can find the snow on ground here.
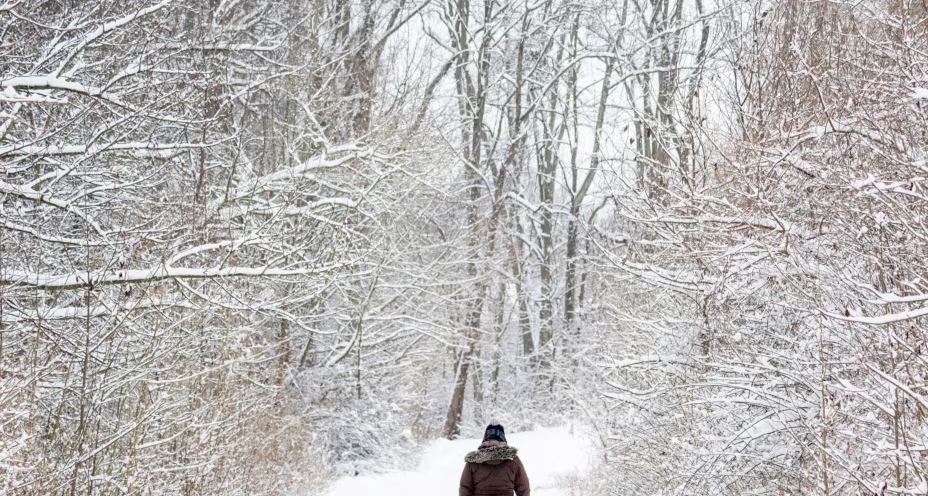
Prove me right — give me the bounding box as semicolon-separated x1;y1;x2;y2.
323;426;592;496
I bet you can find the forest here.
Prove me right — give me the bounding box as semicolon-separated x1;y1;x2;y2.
1;0;927;494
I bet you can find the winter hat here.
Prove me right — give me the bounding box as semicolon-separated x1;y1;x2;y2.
483;424;506;443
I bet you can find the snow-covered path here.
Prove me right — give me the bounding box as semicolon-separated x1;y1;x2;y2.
324;426;591;496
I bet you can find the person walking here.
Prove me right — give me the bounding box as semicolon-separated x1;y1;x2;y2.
459;424;530;496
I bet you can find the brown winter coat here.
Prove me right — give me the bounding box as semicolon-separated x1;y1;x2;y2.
459;445;530;496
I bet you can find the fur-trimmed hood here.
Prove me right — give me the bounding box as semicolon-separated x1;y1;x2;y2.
464;445;519;464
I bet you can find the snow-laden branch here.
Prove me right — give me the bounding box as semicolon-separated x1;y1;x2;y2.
0;219;103;246
855;283;928;305
1;261;361;290
0;87;68;104
826;306;928;325
249;144;369;191
213;145;368;214
797;119;906;154
157;43;281;52
214;145;393;223
630;213;824;238
864;363;928;411
0;141;216;158
0;179;107;236
1;298;196;323
49;0;174;76
166;237;270;266
0;75;129;107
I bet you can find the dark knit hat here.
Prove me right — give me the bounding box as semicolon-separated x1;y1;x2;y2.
483;424;506;442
